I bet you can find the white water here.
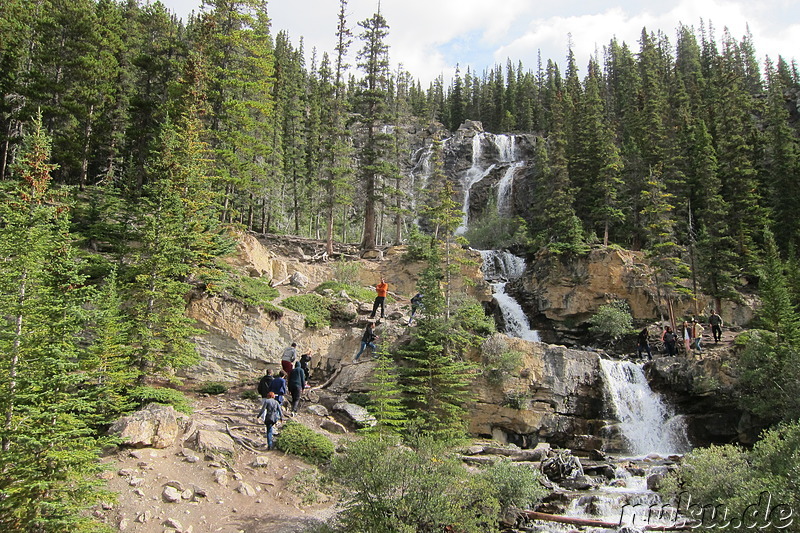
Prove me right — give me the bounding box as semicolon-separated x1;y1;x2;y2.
480;250;540;342
496;161;525;215
599;359;690;456
456;133;494;234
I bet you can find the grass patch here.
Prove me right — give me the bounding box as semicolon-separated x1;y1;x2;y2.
281;293;332;328
197;382;228;395
315;281;376;303
276;420;335;465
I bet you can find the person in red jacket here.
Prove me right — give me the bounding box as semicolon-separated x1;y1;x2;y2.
369;277;388;319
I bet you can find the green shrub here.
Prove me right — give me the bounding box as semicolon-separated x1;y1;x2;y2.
128;386;192;414
281;294;331;328
502;390;531;410
200;264;281;311
330;435;501;533
482;337;524;384
289;468;327;506
332;257;360;284
346;392;371;407
240;389;260;401
479;459;548;512
588;300;634;341
276;420;335;465
197;382;227;395
315;281;375;303
404;226;437;262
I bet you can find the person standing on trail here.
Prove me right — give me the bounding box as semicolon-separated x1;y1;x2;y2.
281;342;297;375
369;277;389;319
257;368;274;399
257;392;283;451
681;321;693;354
288;361;306;416
709;310;723;343
636;328;652;360
408;292;423;325
354;322;377;361
661;326;677;356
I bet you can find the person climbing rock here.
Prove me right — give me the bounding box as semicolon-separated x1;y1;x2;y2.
281;342;297;375
369;277;388;319
354;322;377;361
257;368;274;399
288;361;306;416
268;370;288;406
408;292;423;325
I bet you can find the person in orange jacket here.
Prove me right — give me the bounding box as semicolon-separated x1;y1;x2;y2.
369;277;388;319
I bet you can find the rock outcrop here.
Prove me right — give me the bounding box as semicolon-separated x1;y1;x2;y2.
109;403;187;449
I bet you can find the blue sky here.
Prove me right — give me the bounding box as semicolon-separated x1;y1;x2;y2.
160;0;799;85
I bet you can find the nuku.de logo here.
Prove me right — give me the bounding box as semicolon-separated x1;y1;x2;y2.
619;491;794;529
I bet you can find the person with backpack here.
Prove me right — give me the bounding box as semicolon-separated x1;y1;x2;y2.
257;392;283;450
661;326;677;356
257;368;274;399
268;370;288;406
354;322;377;361
288;361;307;416
408;292;423;326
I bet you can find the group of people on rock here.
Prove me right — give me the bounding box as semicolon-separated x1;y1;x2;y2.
636;309;725;359
257;343;312;450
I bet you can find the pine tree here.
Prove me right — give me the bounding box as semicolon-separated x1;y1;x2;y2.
355;10;392;250
0;113;110;532
363;343;405;438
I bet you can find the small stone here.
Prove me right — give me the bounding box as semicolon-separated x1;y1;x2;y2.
184;455;200;464
232;472;243;481
213;469;228;487
129;450;144;460
162;486;182;503
181;489;193;500
101;501;114;510
134;489;145;497
306;404;329;417
118;468;135;477
236;482;256;497
135;510;151;523
252;456;269;468
128;477;145;487
164;480;185;491
320;419;347;434
118;518;129;530
164;518;184;531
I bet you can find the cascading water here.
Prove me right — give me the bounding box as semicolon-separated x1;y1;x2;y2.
456;133;495;234
480;250;540;342
496;161;525;215
599;359;690;456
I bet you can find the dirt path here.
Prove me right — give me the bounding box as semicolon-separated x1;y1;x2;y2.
100;387;341;533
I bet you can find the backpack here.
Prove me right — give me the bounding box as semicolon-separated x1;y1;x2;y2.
663;332;676;343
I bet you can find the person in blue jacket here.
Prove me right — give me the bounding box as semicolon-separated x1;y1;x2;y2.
268;370;287;406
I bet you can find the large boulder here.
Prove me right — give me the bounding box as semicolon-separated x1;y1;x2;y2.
109;404;185;449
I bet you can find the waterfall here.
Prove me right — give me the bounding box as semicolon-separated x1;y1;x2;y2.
480;250;540;342
491;133;516;162
456;133;494;234
496;161;525;215
599;359;690;456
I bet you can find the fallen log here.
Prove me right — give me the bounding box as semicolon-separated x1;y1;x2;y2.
519;510;693;531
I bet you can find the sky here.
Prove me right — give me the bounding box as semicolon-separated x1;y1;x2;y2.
159;0;800;85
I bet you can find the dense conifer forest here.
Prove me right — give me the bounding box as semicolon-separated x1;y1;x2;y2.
2;0;800;531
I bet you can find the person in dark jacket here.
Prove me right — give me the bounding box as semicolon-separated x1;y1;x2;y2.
258;392;283;450
408;292;423;326
354;322;377;361
636;328;652;360
257;369;274;398
661;326;677;356
268;370;288;406
288;361;306;415
299;352;312;380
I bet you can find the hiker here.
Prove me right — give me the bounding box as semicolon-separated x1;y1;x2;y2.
299;352;312;380
268;370;288;406
257;392;283;450
354;322;377;361
709;310;723;343
369;277;389;319
681;321;693;354
661;326;677;356
408;292;423;325
281;342;297;375
288;361;306;416
692;319;705;353
257;368;274;399
636;328;652;360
